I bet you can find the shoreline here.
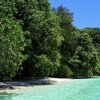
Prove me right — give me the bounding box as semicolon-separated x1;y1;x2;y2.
0;78;72;93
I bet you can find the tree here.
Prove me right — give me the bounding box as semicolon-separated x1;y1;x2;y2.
15;0;63;78
69;31;99;78
83;28;100;75
54;6;76;77
84;28;100;59
0;1;26;81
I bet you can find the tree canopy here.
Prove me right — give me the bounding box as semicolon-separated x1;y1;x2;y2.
0;0;100;81
0;0;26;81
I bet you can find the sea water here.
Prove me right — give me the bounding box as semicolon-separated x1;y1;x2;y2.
0;78;100;100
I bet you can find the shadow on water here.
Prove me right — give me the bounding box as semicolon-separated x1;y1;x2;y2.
0;92;18;100
0;83;54;100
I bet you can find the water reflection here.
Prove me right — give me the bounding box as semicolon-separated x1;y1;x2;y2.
0;93;18;100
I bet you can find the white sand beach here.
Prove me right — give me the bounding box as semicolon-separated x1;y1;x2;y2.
0;78;73;93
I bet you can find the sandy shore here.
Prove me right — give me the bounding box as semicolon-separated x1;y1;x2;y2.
0;78;72;93
46;77;72;83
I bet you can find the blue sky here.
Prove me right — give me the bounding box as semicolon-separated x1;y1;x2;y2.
49;0;100;29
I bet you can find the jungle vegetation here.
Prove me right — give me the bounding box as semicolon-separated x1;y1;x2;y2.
0;0;100;81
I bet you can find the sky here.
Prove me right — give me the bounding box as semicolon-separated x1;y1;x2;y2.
49;0;100;29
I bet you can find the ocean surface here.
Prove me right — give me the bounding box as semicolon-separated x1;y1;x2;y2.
0;77;100;100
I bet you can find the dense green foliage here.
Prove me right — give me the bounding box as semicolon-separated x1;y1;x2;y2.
83;28;100;75
69;32;99;77
53;6;100;78
84;28;100;59
53;6;76;77
14;0;63;78
0;0;100;81
0;1;26;81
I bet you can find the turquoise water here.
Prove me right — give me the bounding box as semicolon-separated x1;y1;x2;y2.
0;78;100;100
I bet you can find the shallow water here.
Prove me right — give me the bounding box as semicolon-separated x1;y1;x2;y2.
0;78;100;100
